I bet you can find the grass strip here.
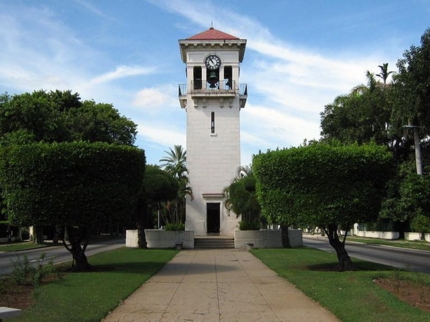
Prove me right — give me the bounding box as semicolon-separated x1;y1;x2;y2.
9;247;178;322
346;236;430;251
0;242;48;252
251;248;430;322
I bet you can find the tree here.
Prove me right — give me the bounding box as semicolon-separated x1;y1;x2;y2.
253;144;393;271
159;145;192;224
224;166;261;230
136;165;179;247
320;68;396;149
0;90;138;243
380;160;430;237
0;90;137;146
392;29;430;133
0;142;145;271
376;63;394;85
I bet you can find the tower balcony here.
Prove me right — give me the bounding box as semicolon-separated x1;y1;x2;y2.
178;80;248;108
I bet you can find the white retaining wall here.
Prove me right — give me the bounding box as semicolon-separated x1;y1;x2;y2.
355;230;399;240
145;229;195;249
234;229;303;249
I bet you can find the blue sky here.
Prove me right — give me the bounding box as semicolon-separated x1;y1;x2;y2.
0;0;429;166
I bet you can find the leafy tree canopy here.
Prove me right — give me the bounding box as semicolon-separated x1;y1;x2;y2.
143;165;178;204
0;90;137;146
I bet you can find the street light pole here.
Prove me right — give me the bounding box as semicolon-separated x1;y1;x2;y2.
404;125;423;175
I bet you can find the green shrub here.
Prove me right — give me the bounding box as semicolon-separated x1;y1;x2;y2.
11;253;58;288
164;223;185;231
410;214;430;234
239;220;260;230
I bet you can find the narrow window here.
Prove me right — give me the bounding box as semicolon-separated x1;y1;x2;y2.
211;112;215;134
193;66;202;89
224;66;233;89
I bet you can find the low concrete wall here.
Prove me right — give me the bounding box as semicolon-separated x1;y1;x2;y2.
145;229;194;249
355;230;399;240
234;229;303;249
405;232;430;242
0;237;18;243
404;232;423;241
289;229;303;247
126;230;139;248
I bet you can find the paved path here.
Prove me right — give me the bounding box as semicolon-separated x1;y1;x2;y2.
102;249;339;322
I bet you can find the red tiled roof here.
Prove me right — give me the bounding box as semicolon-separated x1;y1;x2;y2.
187;27;239;40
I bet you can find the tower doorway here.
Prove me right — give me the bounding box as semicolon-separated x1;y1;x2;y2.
206;203;220;233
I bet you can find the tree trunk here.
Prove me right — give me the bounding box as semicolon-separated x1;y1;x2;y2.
326;224;354;271
33;226;45;244
62;226;91;272
52;226;60;245
134;193;148;248
280;224;291;248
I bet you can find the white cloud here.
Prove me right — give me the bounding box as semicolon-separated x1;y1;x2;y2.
132;85;178;110
90;66;156;85
137;123;185;148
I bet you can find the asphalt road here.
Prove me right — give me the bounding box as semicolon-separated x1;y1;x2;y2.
303;236;430;274
0;237;125;275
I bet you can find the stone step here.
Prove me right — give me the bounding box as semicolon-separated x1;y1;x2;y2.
194;238;235;249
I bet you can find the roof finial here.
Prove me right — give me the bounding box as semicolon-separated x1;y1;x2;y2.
210;21;214;29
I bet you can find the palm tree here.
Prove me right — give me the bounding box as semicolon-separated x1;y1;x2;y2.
159;145;187;176
376;63;394;85
159;145;193;224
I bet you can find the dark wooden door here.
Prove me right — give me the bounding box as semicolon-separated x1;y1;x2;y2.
207;203;220;233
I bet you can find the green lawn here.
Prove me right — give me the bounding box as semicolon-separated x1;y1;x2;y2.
0;242;48;252
8;248;178;322
251;248;430;322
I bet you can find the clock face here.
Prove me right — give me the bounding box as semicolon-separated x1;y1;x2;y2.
205;55;221;70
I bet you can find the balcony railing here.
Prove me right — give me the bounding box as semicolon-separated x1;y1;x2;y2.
178;80;248;96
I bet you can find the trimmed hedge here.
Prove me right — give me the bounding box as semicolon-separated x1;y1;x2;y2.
253;144;393;228
0;142;145;228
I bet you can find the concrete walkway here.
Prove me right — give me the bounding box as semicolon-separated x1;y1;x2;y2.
102;249;339;322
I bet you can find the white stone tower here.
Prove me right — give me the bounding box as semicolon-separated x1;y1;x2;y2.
179;27;247;236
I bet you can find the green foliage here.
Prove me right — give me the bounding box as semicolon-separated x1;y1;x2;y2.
0;142;145;228
0;90;137;146
143;165;178;204
381;161;430;226
239;220;260;231
410;214;430;234
11;253;57;288
320;70;397;148
159;145;192;224
253;143;393;229
228;175;261;223
393;28;430;134
164;223;185;231
318;28;430;235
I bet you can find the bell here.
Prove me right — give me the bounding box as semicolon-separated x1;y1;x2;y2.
208;71;218;88
208;71;218;83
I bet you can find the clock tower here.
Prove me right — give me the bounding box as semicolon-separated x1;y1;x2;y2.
179;27;247;236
